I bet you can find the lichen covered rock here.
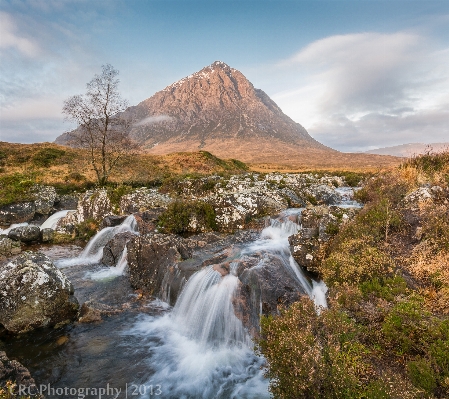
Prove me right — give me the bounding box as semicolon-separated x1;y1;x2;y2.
0;252;79;333
8;225;40;243
120;188;172;214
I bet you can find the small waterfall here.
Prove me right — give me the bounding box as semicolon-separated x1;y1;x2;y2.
40;210;74;230
172;265;249;348
57;215;138;268
0;222;29;235
87;246;129;281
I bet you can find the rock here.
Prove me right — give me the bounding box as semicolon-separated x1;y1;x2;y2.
32;185;58;215
0;202;35;225
119;188;172;214
8;225;40;243
102;231;136;266
0;252;79;333
54;194;78;210
127;233;184;296
235;253;308;336
40;228;54;243
78;302;102;323
133;209;164;234
305;184;341;205
0;351;41;397
100;215;128;229
0;237;21;260
289;206;358;273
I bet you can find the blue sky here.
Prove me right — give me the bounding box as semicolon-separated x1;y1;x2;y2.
1;0;448;151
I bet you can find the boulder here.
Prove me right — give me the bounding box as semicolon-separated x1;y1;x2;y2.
0;202;35;225
0;252;79;333
133;209;164;234
305;184;341;205
54;194;79;211
236;253;308;336
0;351;41;397
32;185;58;215
127;233;184;296
40;228;54;243
289;206;358;273
119;188;172;214
0;237;21;260
8;225;40;243
102;231;136;266
100;215;128;229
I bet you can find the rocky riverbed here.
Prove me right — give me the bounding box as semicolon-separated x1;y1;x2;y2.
0;172;361;398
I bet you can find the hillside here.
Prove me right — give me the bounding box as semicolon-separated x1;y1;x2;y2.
366;142;449;157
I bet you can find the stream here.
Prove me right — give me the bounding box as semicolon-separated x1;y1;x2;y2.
1;207;330;399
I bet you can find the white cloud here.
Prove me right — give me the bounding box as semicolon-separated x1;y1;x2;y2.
272;32;449;151
0;12;40;57
133;115;173;126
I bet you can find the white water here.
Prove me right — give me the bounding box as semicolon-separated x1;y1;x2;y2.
122;208;327;398
56;215;138;268
0;222;28;235
335;187;362;208
124;263;269;399
86;246;129;281
40;210;74;230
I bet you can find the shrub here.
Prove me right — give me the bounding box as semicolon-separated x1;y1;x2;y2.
31;148;66;167
76;218;99;241
0;173;35;207
158;200;217;234
360;275;408;301
320;239;394;286
382;296;431;356
407;359;437;393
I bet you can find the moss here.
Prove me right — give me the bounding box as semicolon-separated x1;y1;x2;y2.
407;359;438;393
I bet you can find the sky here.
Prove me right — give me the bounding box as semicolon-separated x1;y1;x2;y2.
0;0;448;152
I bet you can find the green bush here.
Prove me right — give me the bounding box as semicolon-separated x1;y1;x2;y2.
382;296;431;356
158;200;217;234
0;173;35;207
32;148;66;167
360;275;408;301
407;359;437;393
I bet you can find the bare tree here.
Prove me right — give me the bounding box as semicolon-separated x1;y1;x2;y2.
63;64;136;186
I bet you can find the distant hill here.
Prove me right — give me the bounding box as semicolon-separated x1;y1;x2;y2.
365;143;449;158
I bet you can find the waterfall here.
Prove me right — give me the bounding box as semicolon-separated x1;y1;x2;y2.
40;210;74;230
172;264;250;348
86;246;129;281
0;222;29;235
57;215;138;268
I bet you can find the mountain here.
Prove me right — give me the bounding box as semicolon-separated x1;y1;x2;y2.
365;143;449;157
56;61;400;168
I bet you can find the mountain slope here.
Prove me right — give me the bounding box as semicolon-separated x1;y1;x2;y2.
365;142;449;157
115;61;338;163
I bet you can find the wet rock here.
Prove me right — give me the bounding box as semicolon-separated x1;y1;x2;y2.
305;184;341;205
236;253;308;336
78;302;102;323
40;228;54;243
0;237;21;260
127;233;184;296
0;252;79;333
100;215;127;229
0;202;36;225
0;351;41;397
8;225;40;243
32;185;58;215
102;231;135;266
120;188;172;214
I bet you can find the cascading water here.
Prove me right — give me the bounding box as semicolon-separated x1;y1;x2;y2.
56;215;138;268
86;246;129;280
122;208;326;398
0;222;28;235
40;209;74;230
